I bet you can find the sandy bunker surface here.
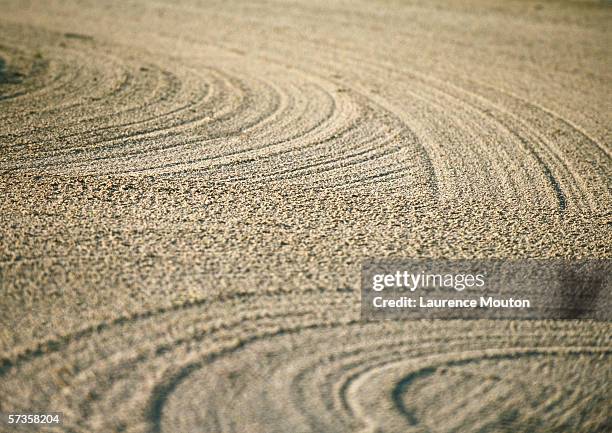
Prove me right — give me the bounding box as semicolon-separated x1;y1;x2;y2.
0;0;611;432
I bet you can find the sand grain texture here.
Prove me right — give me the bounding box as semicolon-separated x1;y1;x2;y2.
0;1;611;432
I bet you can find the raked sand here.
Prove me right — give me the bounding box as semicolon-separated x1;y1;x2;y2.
0;1;610;432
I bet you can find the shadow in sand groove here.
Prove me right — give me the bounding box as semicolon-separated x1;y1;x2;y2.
0;57;23;85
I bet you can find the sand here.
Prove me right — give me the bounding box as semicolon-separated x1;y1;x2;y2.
0;0;610;432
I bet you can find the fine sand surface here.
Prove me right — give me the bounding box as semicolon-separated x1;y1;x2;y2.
0;0;611;432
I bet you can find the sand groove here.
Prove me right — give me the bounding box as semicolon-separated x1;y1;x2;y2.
0;287;610;433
